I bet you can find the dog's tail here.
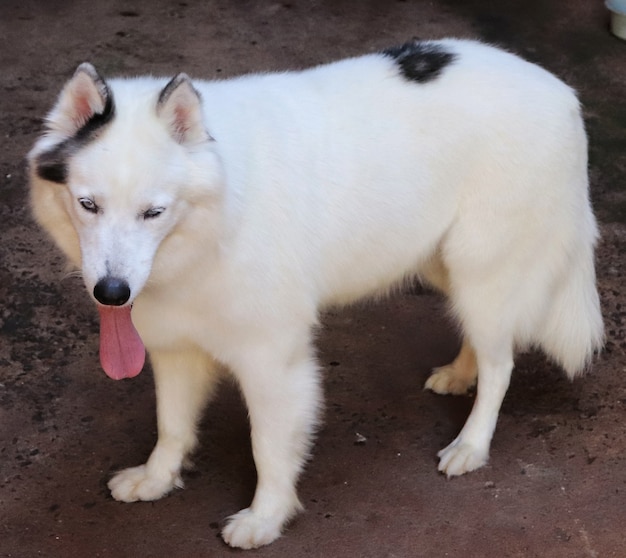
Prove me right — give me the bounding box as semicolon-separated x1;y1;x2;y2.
538;217;604;378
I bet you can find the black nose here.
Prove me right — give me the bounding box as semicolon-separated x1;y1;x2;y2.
93;277;131;306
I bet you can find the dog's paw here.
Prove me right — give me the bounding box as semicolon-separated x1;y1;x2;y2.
222;508;283;549
425;364;475;395
437;438;488;477
108;465;182;502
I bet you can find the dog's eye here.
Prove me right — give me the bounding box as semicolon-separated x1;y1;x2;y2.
78;197;99;214
143;207;165;220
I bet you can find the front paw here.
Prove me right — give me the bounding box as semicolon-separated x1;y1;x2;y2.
108;464;182;502
437;438;488;477
222;508;285;549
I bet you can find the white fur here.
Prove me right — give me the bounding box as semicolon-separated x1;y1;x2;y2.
28;39;603;548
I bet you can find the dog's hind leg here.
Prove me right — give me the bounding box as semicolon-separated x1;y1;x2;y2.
435;273;515;476
222;336;321;549
437;339;513;476
420;252;478;395
108;347;219;502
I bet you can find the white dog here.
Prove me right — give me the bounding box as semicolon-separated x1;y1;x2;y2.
28;39;603;548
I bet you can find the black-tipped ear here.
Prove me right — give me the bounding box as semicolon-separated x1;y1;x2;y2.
157;73;210;145
45;63;113;138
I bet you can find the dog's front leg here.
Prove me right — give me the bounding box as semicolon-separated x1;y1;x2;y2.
109;347;219;502
222;342;321;549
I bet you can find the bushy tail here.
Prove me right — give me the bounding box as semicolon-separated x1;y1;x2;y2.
539;244;604;378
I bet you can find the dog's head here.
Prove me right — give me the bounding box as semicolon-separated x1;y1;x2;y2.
28;63;222;306
28;64;224;378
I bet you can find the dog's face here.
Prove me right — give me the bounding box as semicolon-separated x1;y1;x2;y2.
28;64;221;307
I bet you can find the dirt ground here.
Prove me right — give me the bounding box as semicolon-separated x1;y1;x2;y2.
1;1;625;557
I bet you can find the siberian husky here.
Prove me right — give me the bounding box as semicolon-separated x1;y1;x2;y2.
28;39;603;548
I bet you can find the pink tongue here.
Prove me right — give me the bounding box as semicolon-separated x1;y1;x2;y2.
98;305;146;380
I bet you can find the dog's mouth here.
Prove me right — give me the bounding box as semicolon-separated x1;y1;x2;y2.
98;305;145;380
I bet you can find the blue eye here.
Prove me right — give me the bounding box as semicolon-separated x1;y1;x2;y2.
143;207;165;220
78;197;99;213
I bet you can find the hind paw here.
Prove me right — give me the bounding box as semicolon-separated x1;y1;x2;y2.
108;464;182;502
425;364;476;395
437;438;488;476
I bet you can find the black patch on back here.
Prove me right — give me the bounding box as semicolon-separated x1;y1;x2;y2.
383;41;457;83
35;79;115;184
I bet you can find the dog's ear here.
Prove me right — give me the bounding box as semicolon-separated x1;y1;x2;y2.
45;63;112;138
157;74;210;145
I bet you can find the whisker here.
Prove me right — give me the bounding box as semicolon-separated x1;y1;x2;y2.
62;270;83;281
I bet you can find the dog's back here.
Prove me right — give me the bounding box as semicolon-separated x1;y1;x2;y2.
186;39;599;355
